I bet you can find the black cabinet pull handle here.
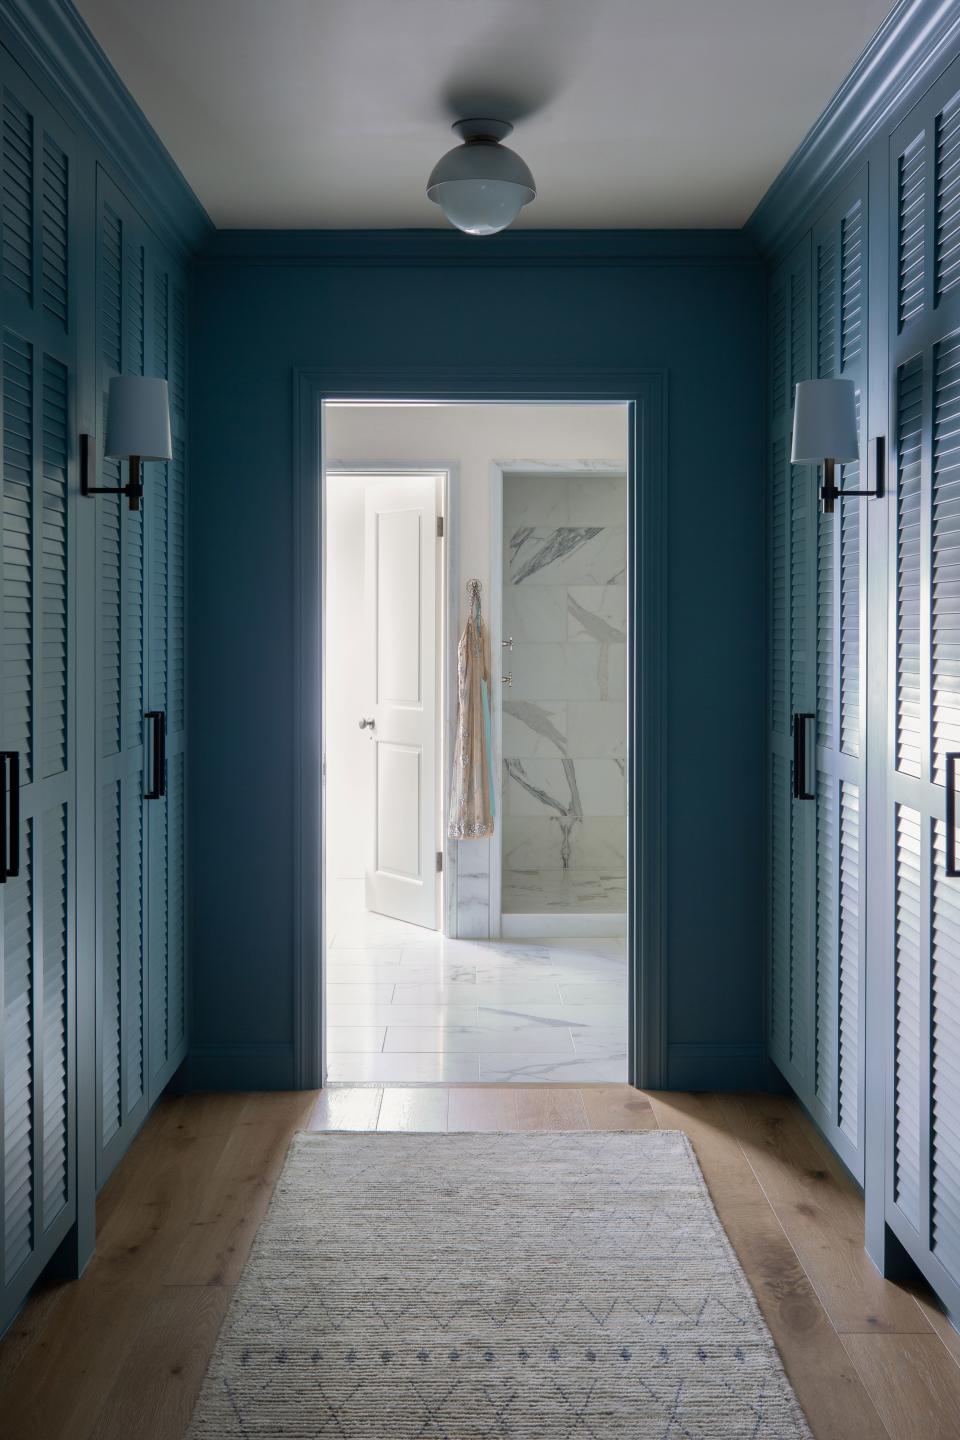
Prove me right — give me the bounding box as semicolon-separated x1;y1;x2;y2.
793;712;815;801
0;753;6;883
947;753;960;877
0;751;19;882
145;711;166;800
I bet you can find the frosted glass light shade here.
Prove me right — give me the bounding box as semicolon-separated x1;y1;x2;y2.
105;375;172;460
427;122;535;236
791;378;859;463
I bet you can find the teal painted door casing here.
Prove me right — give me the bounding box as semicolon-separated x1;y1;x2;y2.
0;26;190;1331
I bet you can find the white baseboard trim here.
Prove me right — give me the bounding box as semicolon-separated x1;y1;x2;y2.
500;912;627;939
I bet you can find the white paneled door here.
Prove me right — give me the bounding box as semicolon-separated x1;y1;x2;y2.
362;475;440;929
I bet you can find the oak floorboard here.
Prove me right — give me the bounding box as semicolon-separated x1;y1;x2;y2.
164;1121;304;1287
647;1091;891;1440
580;1084;657;1130
0;1271;155;1440
841;1333;960;1440
514;1086;588;1130
717;1093;929;1336
448;1087;520;1130
88;1285;233;1440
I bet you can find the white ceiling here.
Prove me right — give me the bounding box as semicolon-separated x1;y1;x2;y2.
75;0;894;230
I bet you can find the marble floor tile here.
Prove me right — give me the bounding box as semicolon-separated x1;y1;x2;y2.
476;1002;623;1029
558;981;627;1006
326;1025;387;1052
329;913;440;948
571;1031;629;1058
477;1053;629;1083
325;981;397;1006
324;947;404;969
324;880;628;1083
326;1003;480;1028
396;980;571;1006
325;1052;481;1083
325;958;406;981
382;1025;576;1055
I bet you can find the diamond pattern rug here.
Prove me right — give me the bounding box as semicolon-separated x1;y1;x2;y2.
187;1129;812;1438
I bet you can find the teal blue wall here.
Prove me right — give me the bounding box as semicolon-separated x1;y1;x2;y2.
188;231;770;1090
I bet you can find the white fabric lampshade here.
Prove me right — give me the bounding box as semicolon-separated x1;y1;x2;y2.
105;375;172;460
791;378;859;463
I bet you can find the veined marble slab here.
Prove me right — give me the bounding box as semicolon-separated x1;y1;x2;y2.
502;471;571;529
568;473;628;526
566;701;627;760
509;643;626;702
502;817;628;878
508;526;627;587
502;699;568;759
567;585;628;642
504;757;626;818
503;586;568;644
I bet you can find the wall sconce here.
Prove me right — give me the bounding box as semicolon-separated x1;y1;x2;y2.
791;378;882;515
81;376;172;512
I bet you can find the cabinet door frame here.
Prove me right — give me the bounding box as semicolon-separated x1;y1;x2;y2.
807;171;869;1182
878;56;960;1319
767;235;817;1100
0;51;78;1331
93;166;150;1187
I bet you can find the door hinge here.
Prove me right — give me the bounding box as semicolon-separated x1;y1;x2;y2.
436;515;444;538
436;850;443;872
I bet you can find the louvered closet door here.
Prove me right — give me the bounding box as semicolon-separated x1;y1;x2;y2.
885;60;960;1315
0;59;77;1330
809;177;868;1181
94;171;149;1185
145;250;187;1105
768;238;817;1098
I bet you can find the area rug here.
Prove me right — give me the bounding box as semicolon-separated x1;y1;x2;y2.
187;1130;812;1438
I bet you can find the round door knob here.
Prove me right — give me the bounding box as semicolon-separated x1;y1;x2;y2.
359;717;375;730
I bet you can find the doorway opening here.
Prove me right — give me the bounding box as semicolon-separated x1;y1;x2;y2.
322;401;631;1084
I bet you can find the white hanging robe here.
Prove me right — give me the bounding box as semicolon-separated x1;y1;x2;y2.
448;590;495;839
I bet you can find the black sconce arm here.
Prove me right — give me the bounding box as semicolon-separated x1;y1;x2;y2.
821;436;885;515
80;433;143;511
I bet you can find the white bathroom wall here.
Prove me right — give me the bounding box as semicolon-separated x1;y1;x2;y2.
324;403;630;935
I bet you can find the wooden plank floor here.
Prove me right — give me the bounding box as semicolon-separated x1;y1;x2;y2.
0;1086;958;1439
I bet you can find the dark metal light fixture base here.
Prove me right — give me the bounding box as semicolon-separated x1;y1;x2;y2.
80;433;143;511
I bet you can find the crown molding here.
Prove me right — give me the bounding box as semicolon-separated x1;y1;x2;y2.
749;0;960;257
0;0;212;255
197;227;761;269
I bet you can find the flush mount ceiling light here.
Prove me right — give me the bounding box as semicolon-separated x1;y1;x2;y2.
426;119;536;236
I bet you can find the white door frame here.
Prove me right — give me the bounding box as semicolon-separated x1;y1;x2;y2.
489;459;630;938
323;460;460;944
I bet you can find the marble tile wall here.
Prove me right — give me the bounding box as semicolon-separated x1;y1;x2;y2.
501;472;628;914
